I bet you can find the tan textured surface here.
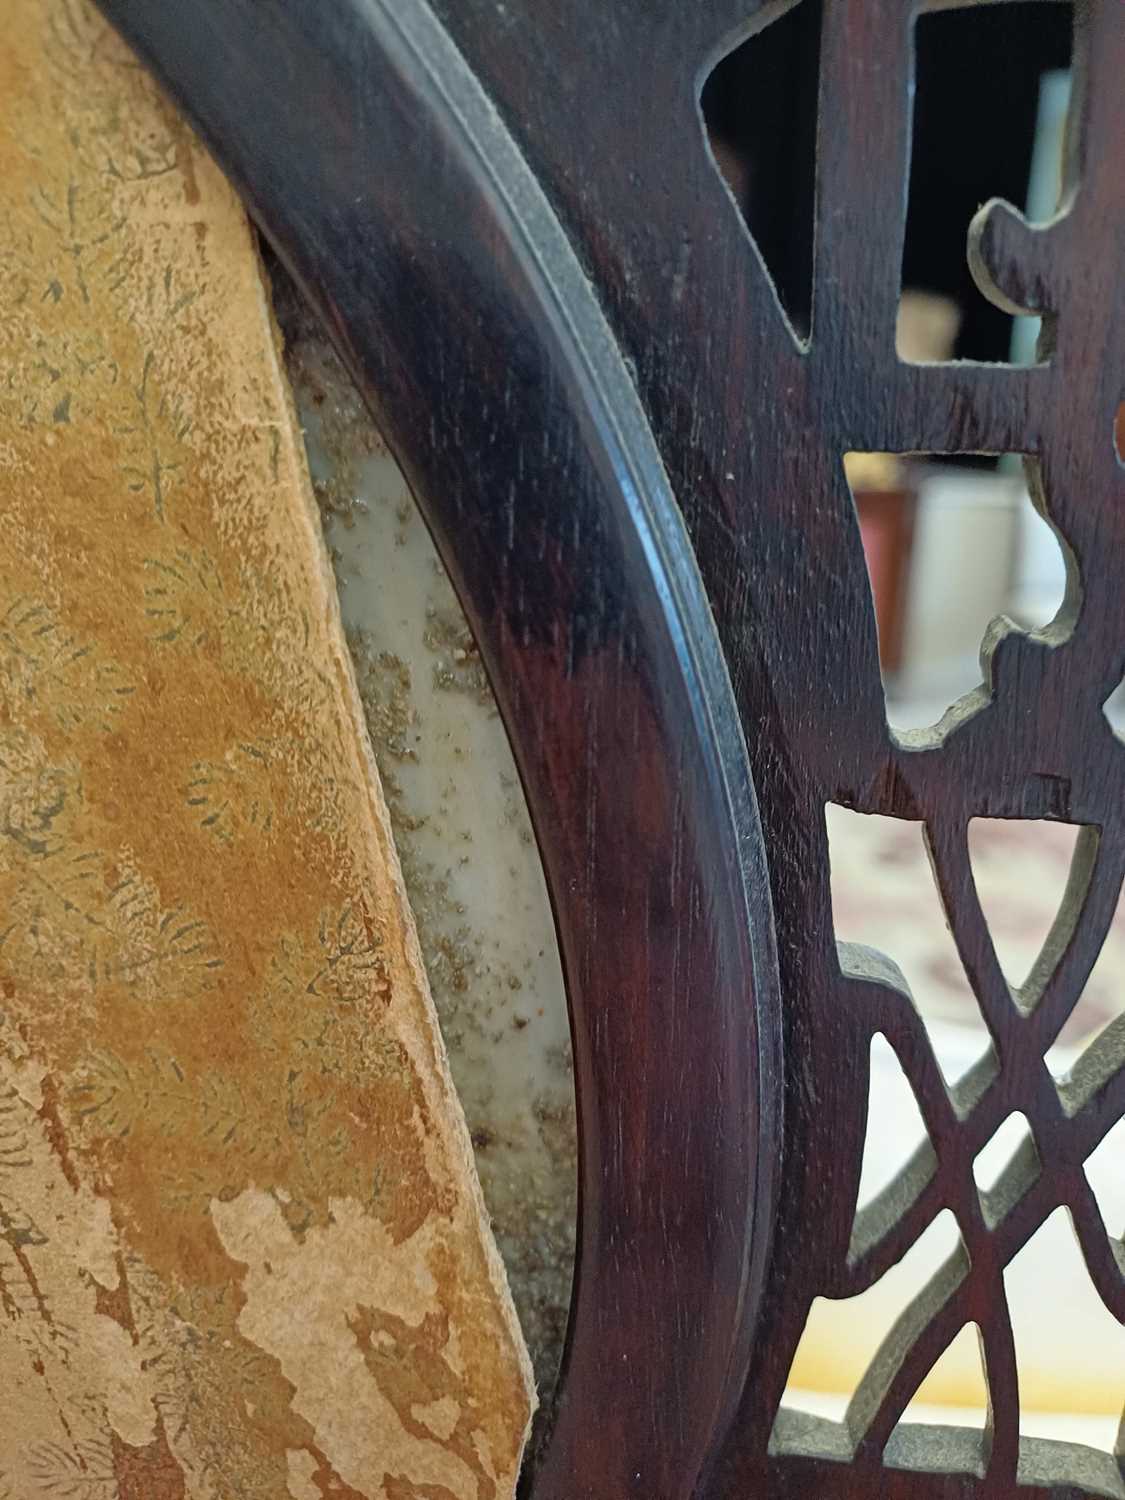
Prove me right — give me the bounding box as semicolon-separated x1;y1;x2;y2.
0;0;534;1494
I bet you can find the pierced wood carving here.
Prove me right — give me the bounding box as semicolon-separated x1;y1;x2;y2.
87;0;1124;1494
727;5;1125;1490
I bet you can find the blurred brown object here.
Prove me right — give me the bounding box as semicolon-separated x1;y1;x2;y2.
707;129;749;205
896;288;963;362
846;292;960;673
843;452;915;674
853;483;918;674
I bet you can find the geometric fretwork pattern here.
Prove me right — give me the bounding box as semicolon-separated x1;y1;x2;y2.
752;0;1125;1487
771;819;1125;1484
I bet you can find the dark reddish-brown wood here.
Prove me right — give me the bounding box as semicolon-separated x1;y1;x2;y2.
90;0;1125;1494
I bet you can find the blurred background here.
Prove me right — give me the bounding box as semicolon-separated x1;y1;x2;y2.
704;0;1082;732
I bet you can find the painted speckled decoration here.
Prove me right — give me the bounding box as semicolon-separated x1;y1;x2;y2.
0;0;535;1494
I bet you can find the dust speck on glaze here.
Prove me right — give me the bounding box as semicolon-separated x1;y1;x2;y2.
269;268;578;1405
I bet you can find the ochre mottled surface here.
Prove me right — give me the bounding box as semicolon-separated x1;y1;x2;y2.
0;0;535;1493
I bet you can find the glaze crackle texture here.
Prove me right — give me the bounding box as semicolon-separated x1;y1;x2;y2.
0;2;534;1494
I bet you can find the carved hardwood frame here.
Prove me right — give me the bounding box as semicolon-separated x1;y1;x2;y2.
92;0;1124;1495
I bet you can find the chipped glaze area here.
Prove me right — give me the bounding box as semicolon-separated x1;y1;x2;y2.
270;281;577;1406
0;1;534;1493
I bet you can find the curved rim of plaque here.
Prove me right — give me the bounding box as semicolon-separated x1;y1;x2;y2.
86;0;787;1494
